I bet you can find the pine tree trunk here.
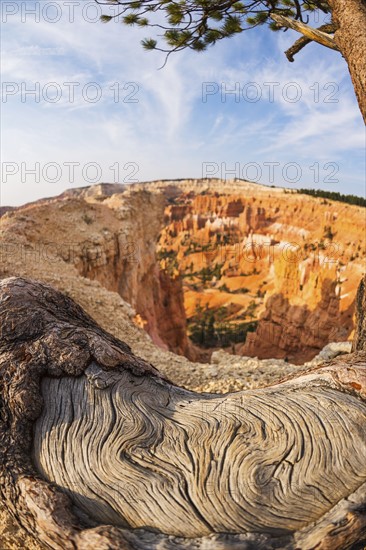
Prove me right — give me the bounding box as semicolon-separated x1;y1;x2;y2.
328;0;366;124
353;274;366;352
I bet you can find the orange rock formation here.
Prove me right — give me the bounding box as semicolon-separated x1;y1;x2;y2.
1;179;365;363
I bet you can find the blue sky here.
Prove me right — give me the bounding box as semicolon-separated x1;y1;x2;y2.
1;0;365;206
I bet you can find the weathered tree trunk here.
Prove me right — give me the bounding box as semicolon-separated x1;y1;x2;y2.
1;277;366;549
353;273;366;352
327;0;366;124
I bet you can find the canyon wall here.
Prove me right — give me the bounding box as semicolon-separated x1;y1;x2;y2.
1;178;365;363
156;180;365;363
0;183;195;359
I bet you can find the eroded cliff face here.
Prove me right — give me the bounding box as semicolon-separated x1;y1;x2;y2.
153;180;365;363
0;183;195;359
242;264;355;362
1;178;365;363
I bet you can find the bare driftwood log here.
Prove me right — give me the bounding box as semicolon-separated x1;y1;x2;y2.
1;276;366;550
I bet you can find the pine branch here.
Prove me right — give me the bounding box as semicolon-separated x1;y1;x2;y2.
284;22;338;61
270;13;340;52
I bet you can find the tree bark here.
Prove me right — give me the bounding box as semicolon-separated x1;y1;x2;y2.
322;0;366;123
353;273;366;352
1;277;366;549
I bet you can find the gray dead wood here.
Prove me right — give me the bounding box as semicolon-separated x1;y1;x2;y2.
1;276;366;549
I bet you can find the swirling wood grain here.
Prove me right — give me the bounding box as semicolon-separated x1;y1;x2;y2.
34;362;366;538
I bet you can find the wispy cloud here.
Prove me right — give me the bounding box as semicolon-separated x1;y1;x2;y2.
1;3;365;205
